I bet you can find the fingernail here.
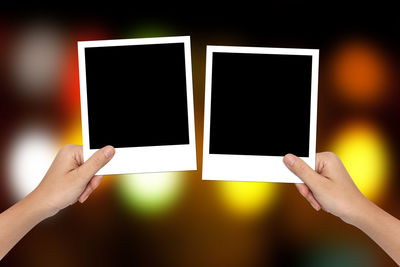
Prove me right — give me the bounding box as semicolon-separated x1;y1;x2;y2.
284;154;296;167
103;146;114;159
311;201;321;211
310;201;318;211
80;194;89;203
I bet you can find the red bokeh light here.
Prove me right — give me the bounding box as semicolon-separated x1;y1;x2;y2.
59;26;111;119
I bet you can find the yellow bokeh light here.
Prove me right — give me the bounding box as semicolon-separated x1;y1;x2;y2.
330;121;390;201
218;181;279;219
60;117;83;146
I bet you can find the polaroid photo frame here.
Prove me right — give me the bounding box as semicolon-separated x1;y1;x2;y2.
202;46;319;183
78;36;196;175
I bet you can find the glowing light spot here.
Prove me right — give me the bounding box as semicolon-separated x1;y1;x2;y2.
127;24;173;38
61;117;83;146
116;172;184;217
330;40;388;105
7;126;58;200
60;52;80;114
10;22;65;100
218;181;278;218
330;121;390;201
301;240;375;267
60;26;110;115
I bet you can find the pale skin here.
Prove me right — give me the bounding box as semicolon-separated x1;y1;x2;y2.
284;152;400;266
0;147;399;265
0;144;115;260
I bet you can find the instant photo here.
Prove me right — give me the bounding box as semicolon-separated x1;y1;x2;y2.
79;36;196;175
202;46;319;183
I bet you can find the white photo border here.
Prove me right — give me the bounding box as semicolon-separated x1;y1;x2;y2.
78;36;197;175
202;45;319;183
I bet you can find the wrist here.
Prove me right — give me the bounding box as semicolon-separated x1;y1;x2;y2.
342;195;374;227
27;188;60;220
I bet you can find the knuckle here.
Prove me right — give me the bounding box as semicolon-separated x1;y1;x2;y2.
59;144;80;156
324;151;338;161
59;144;72;154
318;152;342;167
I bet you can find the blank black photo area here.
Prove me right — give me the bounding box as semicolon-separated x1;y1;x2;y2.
84;43;189;149
209;52;312;157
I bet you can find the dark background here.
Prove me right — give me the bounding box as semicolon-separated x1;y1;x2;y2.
0;4;399;266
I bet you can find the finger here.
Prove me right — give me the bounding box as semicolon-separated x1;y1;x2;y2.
308;197;321;211
295;183;321;211
73;145;85;166
78;177;102;203
315;152;328;174
76;146;115;182
78;175;103;202
295;183;311;198
53;144;83;171
78;175;104;203
316;152;347;181
284;154;323;190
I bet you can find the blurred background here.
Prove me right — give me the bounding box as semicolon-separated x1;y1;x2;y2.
0;4;399;266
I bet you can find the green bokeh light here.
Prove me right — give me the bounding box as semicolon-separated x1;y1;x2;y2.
301;240;376;267
116;172;184;217
125;22;176;38
114;23;183;218
115;23;184;218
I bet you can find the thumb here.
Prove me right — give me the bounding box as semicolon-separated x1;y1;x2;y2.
77;146;115;181
284;154;321;189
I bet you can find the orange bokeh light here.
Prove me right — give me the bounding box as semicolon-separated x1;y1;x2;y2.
60;116;83;146
330;40;388;105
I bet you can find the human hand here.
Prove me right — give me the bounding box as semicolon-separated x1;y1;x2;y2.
284;152;370;225
31;144;115;218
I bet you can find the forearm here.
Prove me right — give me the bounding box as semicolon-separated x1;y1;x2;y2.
0;190;50;260
351;199;400;265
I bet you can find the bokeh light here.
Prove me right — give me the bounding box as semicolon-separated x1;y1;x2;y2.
59;48;81;115
116;172;184;217
6;126;59;200
9;22;65;100
330;39;389;105
217;181;279;219
0;9;399;267
111;24;184;219
60;117;83;146
60;26;110;115
329;120;390;201
126;23;174;38
300;239;376;267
